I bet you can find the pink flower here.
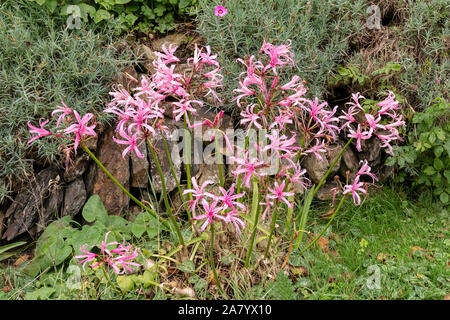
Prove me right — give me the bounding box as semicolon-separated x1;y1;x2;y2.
356;160;378;183
263;131;299;158
113;250;141;274
63;110;97;152
52;100;73;128
214;5;228;17
240;104;262;130
113;127;144;159
260;40;295;74
74;245;98;271
348;124;372;152
260;196;275;221
304;139;327;161
183;177;216;215
343;179;366;206
216;208;246;235
267;180;295;208
217;184;246;211
193;199;224;231
154;44;180;64
27;119;52;145
172;99;202;124
230;151;265;189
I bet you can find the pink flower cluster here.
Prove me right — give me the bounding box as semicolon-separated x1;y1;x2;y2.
105;44;223;158
27;101;97;167
74;231;140;274
184;178;246;235
341;92;405;154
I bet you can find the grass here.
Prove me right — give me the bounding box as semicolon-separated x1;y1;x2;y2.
1;187;447;300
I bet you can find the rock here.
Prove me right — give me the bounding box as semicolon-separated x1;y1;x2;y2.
196;163;221;187
115;66;139;92
152;34;188;52
36;186;63;235
340;145;359;178
302;154;329;184
64;152;91;183
131;142;149;188
302;143;343;184
139;44;158;74
62;178;86;219
86;128;130;215
316;180;339;201
149;119;183;194
2;168;59;241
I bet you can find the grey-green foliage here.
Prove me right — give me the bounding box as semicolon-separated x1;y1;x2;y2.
195;0;367;112
0;0;135;203
396;0;449;111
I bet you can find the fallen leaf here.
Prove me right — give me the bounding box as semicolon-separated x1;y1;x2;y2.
411;246;428;253
172;287;195;298
377;253;388;263
1;286;12;293
444;294;450;300
14;254;30;267
327;276;336;283
291;266;308;277
317;237;329;253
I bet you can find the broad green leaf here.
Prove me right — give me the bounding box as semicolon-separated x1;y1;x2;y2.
117;275;134;292
82;195;108;223
94;9;111;23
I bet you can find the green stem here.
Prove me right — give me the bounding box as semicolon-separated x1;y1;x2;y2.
264;205;278;259
184;116;193;202
101;265;121;294
215;133;224;187
210;224;226;297
81;144;171;230
148;143;185;246
312;138;353;197
161;134;190;220
236;134;250;197
245;177;260;269
300;195;346;253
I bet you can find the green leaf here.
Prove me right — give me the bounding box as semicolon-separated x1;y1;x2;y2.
434;158;444;171
423;166;435;175
178;260;195;273
0;241;26;255
131;222;146;238
82;195;108;223
117;275;134;292
24;287;56;300
94;9;111;23
266;271;296;300
440;192;448;204
115;0;132;4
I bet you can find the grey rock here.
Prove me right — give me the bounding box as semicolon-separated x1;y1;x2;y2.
2;168;59;241
149;119;183;194
64;152;91;183
152;34;188;52
36;187;63;235
62;178;86;218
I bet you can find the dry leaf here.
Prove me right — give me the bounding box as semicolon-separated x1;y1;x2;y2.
377;253;388;263
1;286;12;293
172;287;196;298
14;254;30;267
291;266;308;277
317;237;329;253
444;294;450;300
